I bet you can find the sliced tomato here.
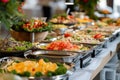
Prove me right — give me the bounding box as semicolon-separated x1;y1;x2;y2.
94;34;102;39
68;15;74;19
64;33;72;37
46;40;79;51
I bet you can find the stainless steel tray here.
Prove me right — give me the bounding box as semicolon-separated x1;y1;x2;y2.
35;42;97;54
24;50;91;69
33;42;99;58
0;57;74;80
24;50;81;63
43;35;105;44
75;30;112;37
27;43;99;68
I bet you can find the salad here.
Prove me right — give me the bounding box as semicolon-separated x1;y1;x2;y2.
38;40;90;51
12;18;52;32
0;38;32;52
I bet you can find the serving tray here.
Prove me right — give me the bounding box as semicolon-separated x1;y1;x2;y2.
26;42;100;68
0;57;74;80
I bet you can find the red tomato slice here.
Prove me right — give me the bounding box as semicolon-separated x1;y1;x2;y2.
46;40;78;50
94;34;102;39
68;15;74;19
64;33;72;37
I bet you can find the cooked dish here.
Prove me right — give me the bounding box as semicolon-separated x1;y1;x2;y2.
74;30;111;39
50;14;77;24
52;24;67;30
99;10;111;14
76;18;93;23
58;35;101;44
0;38;32;52
12;18;52;32
84;25;119;32
37;40;90;51
0;58;68;77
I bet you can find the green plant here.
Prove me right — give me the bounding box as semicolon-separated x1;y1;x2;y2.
75;0;99;20
0;0;23;29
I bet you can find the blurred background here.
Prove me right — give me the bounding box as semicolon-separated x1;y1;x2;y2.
21;0;120;20
1;0;120;38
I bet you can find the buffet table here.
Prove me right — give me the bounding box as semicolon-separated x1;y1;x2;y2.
69;32;120;80
1;14;120;80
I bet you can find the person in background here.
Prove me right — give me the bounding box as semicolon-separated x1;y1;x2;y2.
22;0;66;21
38;0;52;21
38;0;66;21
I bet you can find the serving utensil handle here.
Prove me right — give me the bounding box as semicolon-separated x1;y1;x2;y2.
24;50;33;58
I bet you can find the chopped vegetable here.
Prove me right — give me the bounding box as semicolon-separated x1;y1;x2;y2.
47;71;54;77
64;33;72;37
50;14;77;24
34;72;43;77
0;69;4;73
93;34;102;39
12;18;52;32
22;71;31;77
43;58;49;62
6;59;67;77
54;66;67;75
87;30;92;33
0;38;32;52
46;40;79;51
22;19;52;32
11;70;17;74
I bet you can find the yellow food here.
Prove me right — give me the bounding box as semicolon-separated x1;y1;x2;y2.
7;59;58;76
76;18;92;23
52;24;67;29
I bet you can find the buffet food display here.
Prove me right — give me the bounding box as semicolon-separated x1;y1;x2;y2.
0;38;32;52
50;14;77;25
0;57;73;79
36;40;90;51
57;33;103;44
12;18;52;33
1;13;120;80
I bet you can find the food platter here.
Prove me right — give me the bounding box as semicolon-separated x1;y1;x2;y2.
0;38;32;57
24;49;80;62
51;35;103;44
30;41;101;68
50;14;78;26
34;41;97;53
24;49;92;69
75;30;112;36
0;57;74;80
43;29;113;44
84;26;119;32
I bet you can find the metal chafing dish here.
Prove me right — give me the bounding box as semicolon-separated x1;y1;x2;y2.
75;30;112;36
43;33;106;45
84;26;119;32
25;42;102;68
24;50;82;69
0;57;74;80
